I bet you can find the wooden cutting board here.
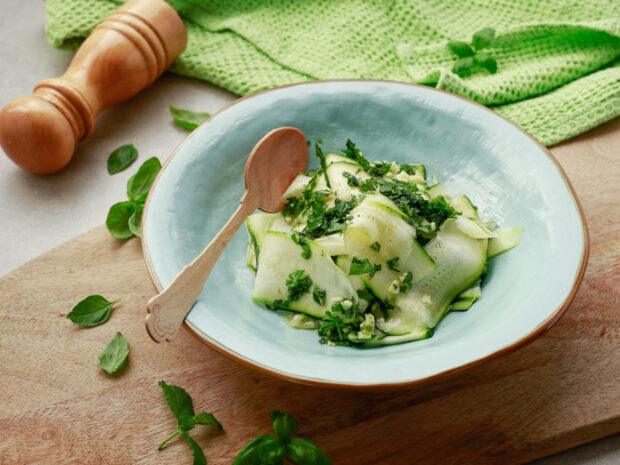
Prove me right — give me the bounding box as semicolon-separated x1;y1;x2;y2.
1;118;619;465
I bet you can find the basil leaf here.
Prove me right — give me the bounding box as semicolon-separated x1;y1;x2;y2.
271;410;296;441
475;52;498;73
107;144;137;174
67;295;119;327
127;157;161;202
97;332;129;374
170;106;210;131
349;257;374;275
180;431;207;465
452;56;474;74
447;41;474;58
258;436;288;465
106;201;135;239
128;206;142;238
158;381;196;430
288;437;331;465
312;286;326;306
387;257;400;271
193;412;222;429
233;435;273;465
472;27;495;51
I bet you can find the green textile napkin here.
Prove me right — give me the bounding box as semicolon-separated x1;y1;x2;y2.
45;0;620;146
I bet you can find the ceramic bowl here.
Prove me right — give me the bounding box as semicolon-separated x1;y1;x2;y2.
142;80;588;388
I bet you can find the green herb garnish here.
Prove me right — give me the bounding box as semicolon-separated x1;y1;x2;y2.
312;286;326;306
349;257;374;275
98;332;129;374
169;106;210;131
158;381;222;465
314;142;331;188
387;257;400;272
106;156;161;239
291;234;312;259
234;411;330;465
67;295;120;327
370;241;381;251
400;272;414;293
303;197;357;239
448;27;497;76
107;144;138;174
286;270;313;302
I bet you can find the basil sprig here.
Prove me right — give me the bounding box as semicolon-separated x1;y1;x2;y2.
67;295;119;327
170;106;210;131
234;410;330;465
158;381;222;465
448;27;497;75
106;156;161;239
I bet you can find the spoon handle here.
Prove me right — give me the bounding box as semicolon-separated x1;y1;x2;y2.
145;196;256;343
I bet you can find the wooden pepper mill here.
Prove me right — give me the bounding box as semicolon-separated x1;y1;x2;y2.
0;0;187;174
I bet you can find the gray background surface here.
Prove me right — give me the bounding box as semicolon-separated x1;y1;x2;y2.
0;1;617;463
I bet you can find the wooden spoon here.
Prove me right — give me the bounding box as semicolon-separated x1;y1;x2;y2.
145;127;308;342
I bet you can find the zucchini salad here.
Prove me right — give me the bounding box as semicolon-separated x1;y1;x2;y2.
246;140;523;347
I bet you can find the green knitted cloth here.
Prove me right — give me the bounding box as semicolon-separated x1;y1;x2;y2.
45;0;620;146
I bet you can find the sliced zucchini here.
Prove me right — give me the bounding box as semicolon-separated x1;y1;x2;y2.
379;218;488;335
450;195;479;219
281;174;313;200
449;298;477;311
314;233;347;256
488;226;524;258
253;231;355;318
426;183;448;199
245;212;278;271
325;153;353;165
455;216;496;239
361;327;433;346
326;161;368;200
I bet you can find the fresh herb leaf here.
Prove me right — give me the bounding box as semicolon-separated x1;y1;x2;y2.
453;56;474;74
400;272;414;293
127;157;161;201
98;332;129;374
128;206;142;237
303;197;357;239
342;171;361;187
271;410;297;441
258;436;288;464
158;381;221;463
286;270;313;302
475;52;497;73
291;234;312;259
107;144;138;174
67;295;119;327
169;106;210;131
234;435;272;465
370;241;381;251
314;143;331;188
472;27;495;51
106;201;135;239
180;431;207;465
387;257;400;272
288;437;331;465
349;257;374;275
448;41;474;58
312;286;326;306
234;412;330;465
193;412;222;429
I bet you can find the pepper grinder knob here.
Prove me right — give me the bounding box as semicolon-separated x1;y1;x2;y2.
0;0;187;174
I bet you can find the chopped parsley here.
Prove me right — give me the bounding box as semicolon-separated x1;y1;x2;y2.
303;197;357;239
379;180;456;227
291;234;311;259
285;270;313;302
312;286;326;306
314;142;331;188
370;241;381;251
318;299;366;346
400;272;413;293
387;257;400;271
349;257;380;276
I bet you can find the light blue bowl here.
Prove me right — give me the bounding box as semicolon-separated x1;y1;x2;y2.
143;80;588;388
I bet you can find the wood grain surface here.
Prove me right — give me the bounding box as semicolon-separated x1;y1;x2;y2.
1;118;619;464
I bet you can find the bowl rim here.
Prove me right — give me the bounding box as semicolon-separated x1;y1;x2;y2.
142;79;590;390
